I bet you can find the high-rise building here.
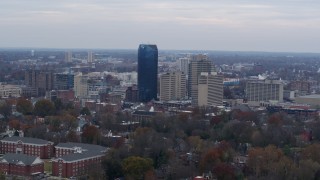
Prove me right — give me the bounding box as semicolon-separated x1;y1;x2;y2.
197;73;223;106
125;85;139;102
138;44;158;102
188;55;212;106
245;79;284;105
177;57;190;76
207;73;224;106
25;70;54;96
74;73;88;98
54;73;74;90
160;71;186;101
88;51;94;63
65;51;72;62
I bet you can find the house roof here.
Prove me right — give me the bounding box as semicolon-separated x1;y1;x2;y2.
1;136;52;145
0;153;43;165
232;104;253;112
132;110;157;116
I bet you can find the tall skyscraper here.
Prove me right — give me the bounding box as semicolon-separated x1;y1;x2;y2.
74;73;88;98
138;44;158;102
188;54;212;106
177;57;190;76
88;51;94;63
160;71;186;101
65;51;72;62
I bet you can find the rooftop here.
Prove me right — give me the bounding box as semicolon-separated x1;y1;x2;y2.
1;136;52;145
297;94;320;99
1;153;43;165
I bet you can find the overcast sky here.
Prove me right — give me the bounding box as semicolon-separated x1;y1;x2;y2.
0;0;319;52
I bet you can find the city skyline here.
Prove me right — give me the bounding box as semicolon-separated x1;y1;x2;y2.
0;0;320;53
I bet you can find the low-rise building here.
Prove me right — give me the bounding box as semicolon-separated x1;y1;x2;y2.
0;153;44;176
52;143;107;178
0;84;22;98
0;136;54;159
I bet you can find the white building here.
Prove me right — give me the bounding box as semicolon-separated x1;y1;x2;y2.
245;79;284;105
197;73;223;106
177;57;190;76
0;84;22;98
160;71;186;101
74;73;88;98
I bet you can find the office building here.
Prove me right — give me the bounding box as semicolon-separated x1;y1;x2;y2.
197;73;223;106
245;79;284;105
160;71;186;101
74;73;89;98
138;44;158;102
65;51;72;62
177;57;190;76
0;84;22;98
125;85;139;102
88;51;94;63
54;73;74;90
188;55;212;106
207;73;224;106
25;70;54;96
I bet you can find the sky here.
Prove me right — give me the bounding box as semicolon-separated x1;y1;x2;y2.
0;0;320;52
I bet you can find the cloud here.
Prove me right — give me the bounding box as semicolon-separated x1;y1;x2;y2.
0;0;319;52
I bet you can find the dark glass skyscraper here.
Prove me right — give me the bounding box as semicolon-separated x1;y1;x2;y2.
138;44;158;102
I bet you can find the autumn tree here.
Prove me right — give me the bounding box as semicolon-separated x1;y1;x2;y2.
247;145;295;179
16;98;33;115
66;130;80;142
0;101;11;118
82;125;100;144
199;141;234;173
122;156;154;180
301;143;320;164
60;114;77;130
34;99;55;117
212;163;236;180
8;119;20;130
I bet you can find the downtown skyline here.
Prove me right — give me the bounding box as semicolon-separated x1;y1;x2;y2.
0;0;320;53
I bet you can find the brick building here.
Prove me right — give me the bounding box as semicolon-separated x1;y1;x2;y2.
0;153;44;176
52;143;107;178
0;136;54;159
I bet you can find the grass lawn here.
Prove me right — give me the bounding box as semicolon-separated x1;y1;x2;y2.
44;159;52;174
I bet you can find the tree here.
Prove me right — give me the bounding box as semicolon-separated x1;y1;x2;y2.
25;125;47;138
34;99;55;117
82;125;100;144
199;141;234;173
60;114;77;130
53;98;64;113
16;98;33;115
122;156;154;180
8;119;20;130
246;145;295;179
66;130;80;142
103;158;124;180
301;143;320;164
80;107;91;116
0;101;11;118
213;163;236;180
